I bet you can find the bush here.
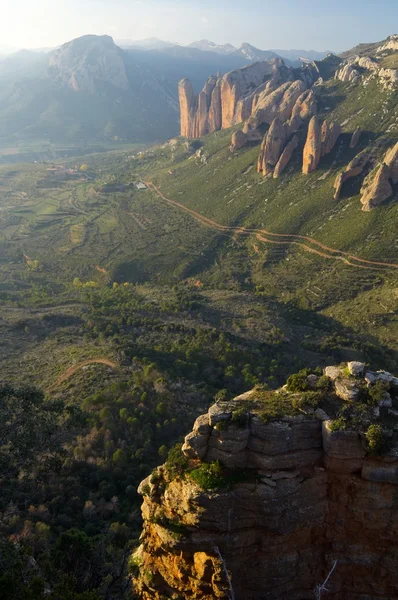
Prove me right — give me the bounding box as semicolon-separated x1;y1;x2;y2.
231;406;249;428
165;444;188;478
329;417;347;432
365;424;387;454
189;461;227;490
368;380;390;405
291;391;323;411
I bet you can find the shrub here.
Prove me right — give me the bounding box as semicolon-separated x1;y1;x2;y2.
189;461;227;490
291;391;323;411
231;406;249;428
365;424;387;454
286;369;312;392
368;380;390;405
329;417;347;432
165;444;188;478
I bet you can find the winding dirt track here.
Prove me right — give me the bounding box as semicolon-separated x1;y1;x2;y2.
46;359;118;393
144;182;398;271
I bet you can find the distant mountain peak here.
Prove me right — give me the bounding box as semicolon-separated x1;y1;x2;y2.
48;34;128;93
188;40;237;54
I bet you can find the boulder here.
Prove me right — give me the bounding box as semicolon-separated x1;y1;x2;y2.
182;430;210;460
334;378;360;402
324;366;342;380
208;424;250;453
347;361;365;376
335;64;361;83
208;403;232;426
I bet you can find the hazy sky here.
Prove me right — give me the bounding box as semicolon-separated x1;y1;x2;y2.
1;0;397;52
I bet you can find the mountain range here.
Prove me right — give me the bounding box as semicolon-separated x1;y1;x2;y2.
0;35;330;145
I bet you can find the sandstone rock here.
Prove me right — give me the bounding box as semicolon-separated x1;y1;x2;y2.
178;78;196;138
208;403;232;426
257;118;286;176
320;120;341;157
249;418;321;455
347;361;365;376
208;424;250;453
360;163;393;211
302;116;322;174
362;458;398;485
334;378;360;402
324;366;342;380
333;150;372;200
193;414;211;435
365;372;376;384
350;127;361;148
324;454;363;474
230;129;247;152
322;421;366;459
273;135;299;178
261;477;277;487
182;430;209;460
271;470;300;480
335;64;360;83
249;447;323;470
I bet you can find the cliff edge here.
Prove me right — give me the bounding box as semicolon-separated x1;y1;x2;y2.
133;363;398;599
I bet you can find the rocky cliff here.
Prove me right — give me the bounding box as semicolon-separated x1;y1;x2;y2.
48;34;129;93
134;363;398;599
179;60;318;139
360;142;398;210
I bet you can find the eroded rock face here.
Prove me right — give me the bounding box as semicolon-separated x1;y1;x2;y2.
360;142;398;210
179;60;283;138
335;64;360;83
229;129;247;152
273;135;299;178
333;150;372;200
302;116;322;174
302;117;341;174
135;373;398;599
257;118;286;176
48;35;129;93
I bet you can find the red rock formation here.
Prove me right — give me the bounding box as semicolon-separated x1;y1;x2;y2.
179;78;196;138
257;119;286;176
360;142;398;210
321;120;341;157
302;116;322;174
273;135;299;178
303;117;341;174
333;151;372;199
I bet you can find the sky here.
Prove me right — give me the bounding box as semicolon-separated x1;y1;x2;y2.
1;0;397;52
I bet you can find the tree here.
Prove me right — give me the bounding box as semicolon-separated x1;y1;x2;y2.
0;384;66;479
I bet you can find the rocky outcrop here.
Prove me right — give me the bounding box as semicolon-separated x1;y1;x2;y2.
360;142;398;210
377;34;398;53
134;364;398;600
229;130;247;152
48;35;129;93
302;117;341;174
333;150;372;199
273;135;299;178
335;64;360;83
179;59;318;141
302;116;322;174
179;60;283;138
257;118;286;176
